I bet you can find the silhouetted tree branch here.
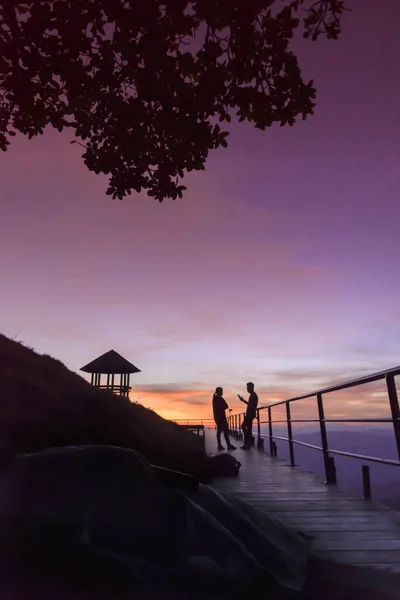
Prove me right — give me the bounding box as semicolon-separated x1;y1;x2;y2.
0;0;347;201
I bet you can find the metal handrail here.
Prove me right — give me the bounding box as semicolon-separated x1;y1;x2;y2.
226;366;400;499
257;365;400;408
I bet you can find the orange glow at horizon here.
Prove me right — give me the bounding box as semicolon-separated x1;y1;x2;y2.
129;378;394;424
128;388;215;422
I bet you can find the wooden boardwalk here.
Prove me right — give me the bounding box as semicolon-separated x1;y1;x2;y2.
205;430;400;574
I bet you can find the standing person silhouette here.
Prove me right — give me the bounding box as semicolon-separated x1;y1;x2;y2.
212;387;236;451
238;382;258;450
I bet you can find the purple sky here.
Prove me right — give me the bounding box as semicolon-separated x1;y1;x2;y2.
1;0;400;419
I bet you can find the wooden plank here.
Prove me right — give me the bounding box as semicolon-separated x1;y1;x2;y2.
355;563;400;573
244;506;392;519
282;520;395;529
311;539;400;551
249;474;326;480
281;515;393;523
228;479;334;485
226;487;343;494
240;485;335;490
228;487;382;497
228;483;323;488
260;503;392;512
253;499;391;507
229;494;361;502
224;504;397;529
317;550;400;563
232;482;326;487
311;530;400;541
285;522;395;531
267;511;395;519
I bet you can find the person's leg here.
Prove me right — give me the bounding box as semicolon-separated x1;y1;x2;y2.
247;419;254;446
241;418;250;449
223;421;236;449
216;427;222;447
216;423;225;450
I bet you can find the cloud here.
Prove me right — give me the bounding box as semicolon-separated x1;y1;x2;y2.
130;385;213;415
134;382;206;395
267;365;377;388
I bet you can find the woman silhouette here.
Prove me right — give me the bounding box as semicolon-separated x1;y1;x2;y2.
212;387;236;451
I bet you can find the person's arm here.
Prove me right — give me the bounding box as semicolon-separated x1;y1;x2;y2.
238;395;248;405
222;398;229;411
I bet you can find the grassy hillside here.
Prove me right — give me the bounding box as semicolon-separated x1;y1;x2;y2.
0;334;207;476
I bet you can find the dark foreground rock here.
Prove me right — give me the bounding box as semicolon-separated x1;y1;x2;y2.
0;445;307;599
0;446;398;599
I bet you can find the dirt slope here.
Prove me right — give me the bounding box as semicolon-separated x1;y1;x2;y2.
0;334;205;475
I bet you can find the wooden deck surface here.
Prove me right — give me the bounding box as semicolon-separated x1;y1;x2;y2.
205;430;400;574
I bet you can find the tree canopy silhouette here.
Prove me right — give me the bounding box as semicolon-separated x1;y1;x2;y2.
0;1;346;200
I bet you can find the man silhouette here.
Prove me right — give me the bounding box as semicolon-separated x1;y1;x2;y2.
212;387;236;451
238;382;258;450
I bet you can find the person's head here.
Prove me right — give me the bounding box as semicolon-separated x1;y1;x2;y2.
215;386;223;396
246;382;255;393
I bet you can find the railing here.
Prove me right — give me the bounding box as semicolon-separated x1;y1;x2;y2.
173;418;215;427
173;418;216;451
227;366;400;499
96;384;131;398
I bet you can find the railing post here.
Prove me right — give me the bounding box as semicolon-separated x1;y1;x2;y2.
286;401;295;466
256;409;261;449
386;374;400;462
268;406;274;456
362;465;371;500
317;393;336;484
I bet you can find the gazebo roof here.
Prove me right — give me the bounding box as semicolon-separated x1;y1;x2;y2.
80;350;141;375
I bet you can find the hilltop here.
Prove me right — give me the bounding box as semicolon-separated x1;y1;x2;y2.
0;334;207;477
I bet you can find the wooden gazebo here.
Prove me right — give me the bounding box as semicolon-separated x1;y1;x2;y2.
80;350;141;398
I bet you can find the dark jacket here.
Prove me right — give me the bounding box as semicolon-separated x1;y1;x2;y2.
213;394;228;422
246;392;258;420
